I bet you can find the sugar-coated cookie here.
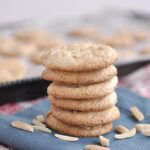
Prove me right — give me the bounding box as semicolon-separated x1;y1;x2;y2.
17;43;37;57
42;42;118;71
127;30;149;41
0;37;20;57
100;34;134;48
30;50;46;65
68;26;99;38
15;30;64;49
52;106;120;126
117;50;139;60
140;46;150;55
49;92;117;111
48;76;118;99
42;65;117;84
15;30;50;41
46;114;113;137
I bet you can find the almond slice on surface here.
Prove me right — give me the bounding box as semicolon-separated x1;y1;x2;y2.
141;130;150;136
115;125;129;133
115;128;136;140
33;125;51;133
84;144;110;150
35;115;45;123
136;124;150;132
54;134;79;142
32;119;46;127
130;106;144;121
99;136;109;147
11;121;34;132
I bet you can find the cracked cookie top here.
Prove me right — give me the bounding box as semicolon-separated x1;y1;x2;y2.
42;42;118;71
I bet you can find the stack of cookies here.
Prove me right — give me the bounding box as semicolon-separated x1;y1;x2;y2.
42;42;120;137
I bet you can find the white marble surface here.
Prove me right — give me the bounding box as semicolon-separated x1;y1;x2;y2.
0;0;150;24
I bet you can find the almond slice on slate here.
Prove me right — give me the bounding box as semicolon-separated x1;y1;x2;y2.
115;125;129;133
54;134;79;142
11;121;34;132
130;107;144;121
136;124;150;132
33;125;51;133
84;144;110;150
35;115;45;123
141;130;150;136
115;128;136;140
32;119;46;127
99;136;109;147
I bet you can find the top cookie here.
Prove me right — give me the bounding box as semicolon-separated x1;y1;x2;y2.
42;42;118;71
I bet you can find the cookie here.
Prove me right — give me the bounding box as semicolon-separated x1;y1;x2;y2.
130;30;149;41
140;46;150;55
46;114;113;137
0;37;20;57
42;65;117;84
52;106;120;126
15;30;50;41
0;59;27;83
47;76;118;99
100;34;134;48
42;42;118;71
106;30;149;45
15;30;64;49
68;26;99;38
118;50;139;60
49;92;117;111
17;43;37;57
31;36;64;49
30;50;46;65
115;30;149;42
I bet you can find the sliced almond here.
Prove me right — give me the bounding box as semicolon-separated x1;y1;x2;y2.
11;121;34;132
130;106;144;121
136;124;150;132
84;144;110;150
141;130;150;136
54;134;79;142
35;115;45;123
99;136;109;147
115;125;129;133
33;125;51;133
115;128;136;140
32;119;46;127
